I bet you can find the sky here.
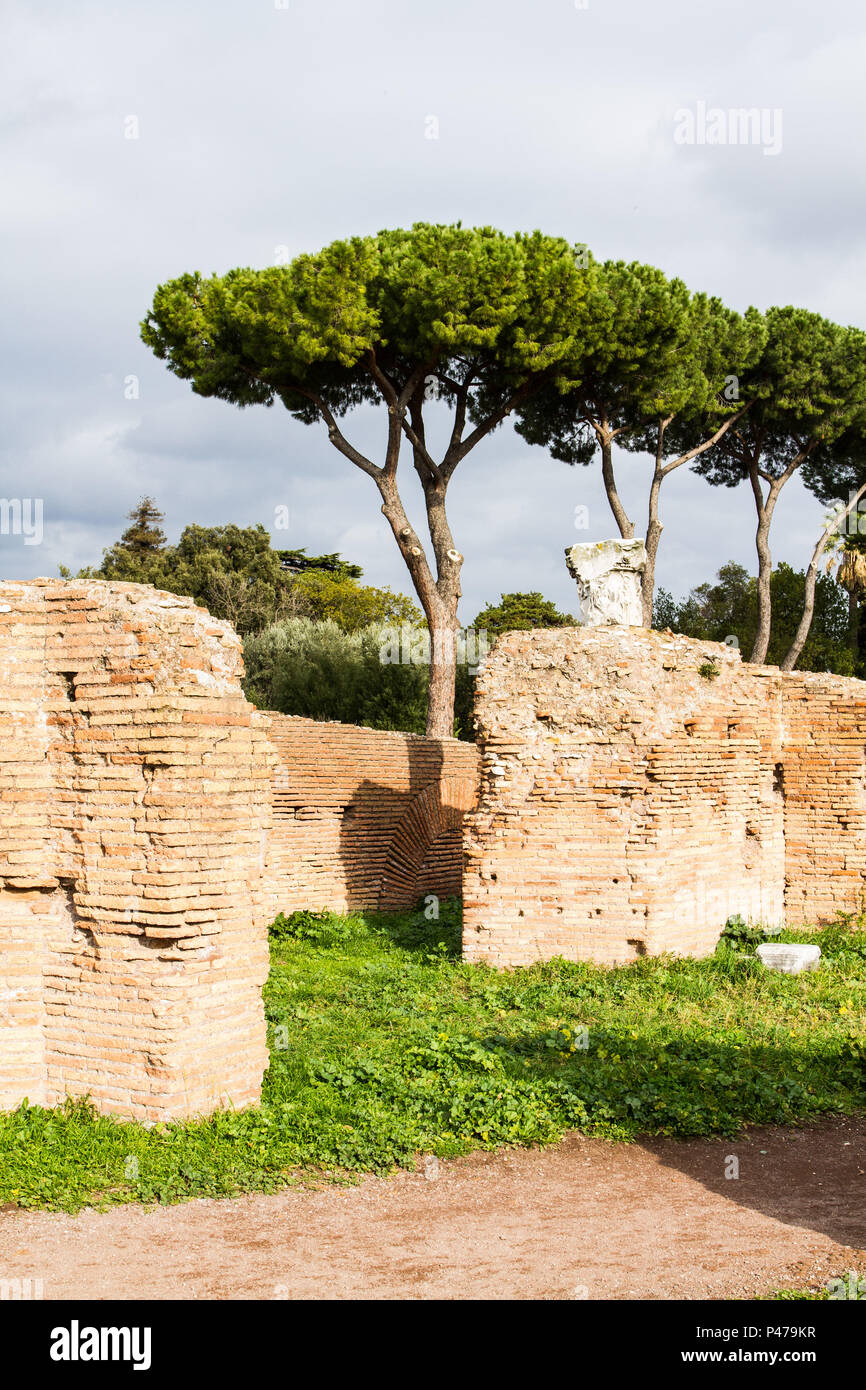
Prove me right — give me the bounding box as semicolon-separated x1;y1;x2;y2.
2;0;865;623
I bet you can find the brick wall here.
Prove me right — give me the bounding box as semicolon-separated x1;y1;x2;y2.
0;579;274;1120
5;578;864;1116
0;580;479;1120
780;670;866;925
463;626;866;968
262;714;480;918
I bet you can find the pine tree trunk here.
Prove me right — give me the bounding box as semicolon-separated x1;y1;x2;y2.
377;472;462;739
781;486;866;672
750;512;773;664
780;563;819;671
426;612;458;738
747;460;776;666
600;435;634;539
642;469;664;627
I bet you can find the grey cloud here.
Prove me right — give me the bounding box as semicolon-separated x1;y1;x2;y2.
1;0;863;623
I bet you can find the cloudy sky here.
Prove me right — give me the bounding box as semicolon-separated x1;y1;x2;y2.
2;0;864;622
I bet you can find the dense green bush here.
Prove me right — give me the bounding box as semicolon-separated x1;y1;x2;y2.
243;618;429;730
243;617;478;738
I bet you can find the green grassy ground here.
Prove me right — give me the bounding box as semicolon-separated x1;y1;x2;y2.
1;903;863;1213
767;1272;865;1301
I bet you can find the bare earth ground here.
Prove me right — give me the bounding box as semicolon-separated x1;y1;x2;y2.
1;1117;863;1300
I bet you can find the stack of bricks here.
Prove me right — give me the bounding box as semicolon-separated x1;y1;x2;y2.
0;579;274;1120
463;626;866;968
262;713;479;918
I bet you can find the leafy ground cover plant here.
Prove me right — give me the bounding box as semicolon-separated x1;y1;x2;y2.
717;913;778;953
0;904;862;1212
765;1270;866;1301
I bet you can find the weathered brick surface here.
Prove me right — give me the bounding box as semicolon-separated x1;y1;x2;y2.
782;671;866;925
5;580;862;1114
0;580;479;1118
262;714;479;917
463;627;866;968
0;579;273;1120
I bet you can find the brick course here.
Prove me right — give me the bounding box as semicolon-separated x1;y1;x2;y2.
0;579;273;1120
0;580;479;1119
261;713;479;918
463;626;866;968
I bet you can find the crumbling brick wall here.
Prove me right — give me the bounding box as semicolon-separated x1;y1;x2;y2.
0;579;274;1120
779;670;866;924
262;714;480;918
6;576;863;1117
463;626;866;968
0;581;480;1119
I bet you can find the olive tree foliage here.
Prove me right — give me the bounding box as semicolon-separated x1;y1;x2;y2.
243;618;429;732
515;261;767;623
243;618;479;740
694;308;866;664
141;224;595;735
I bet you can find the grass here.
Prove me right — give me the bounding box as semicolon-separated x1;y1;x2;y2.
766;1272;866;1300
0;903;864;1212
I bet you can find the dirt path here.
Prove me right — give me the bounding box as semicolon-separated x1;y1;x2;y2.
1;1117;863;1300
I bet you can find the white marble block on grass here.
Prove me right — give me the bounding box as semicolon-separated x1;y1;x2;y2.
755;943;821;975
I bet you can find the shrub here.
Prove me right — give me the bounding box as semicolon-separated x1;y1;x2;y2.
269;909;362;947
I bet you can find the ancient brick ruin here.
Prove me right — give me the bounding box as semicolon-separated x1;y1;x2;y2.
3;575;866;1121
0;579;275;1120
263;714;478;919
463;625;866;968
0;579;477;1120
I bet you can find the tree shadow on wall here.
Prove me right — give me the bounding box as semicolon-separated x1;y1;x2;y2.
337;732;442;911
338;733;473;912
474;1027;866;1253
